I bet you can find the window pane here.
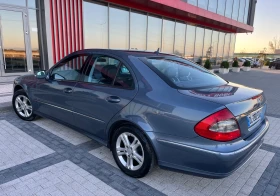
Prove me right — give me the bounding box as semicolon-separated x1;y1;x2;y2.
208;0;217;13
114;64;134;88
162;19;175;54
130;12;147;50
185;25;196;60
109;7;129;49
244;0;250;24
82;56;120;85
229;34;236;59
29;9;41;72
187;0;197;6
147;16;162;51
194;27;204;64
198;0;208;10
202;29;212;64
232;0;240;21
238;0;246;22
28;0;36;8
51;55;89;81
0;0;26;6
174;22;186;57
144;57;227;89
223;34;231;61
84;2;108;49
210;31;219;65
217;32;225;64
225;0;234;18
217;0;226;16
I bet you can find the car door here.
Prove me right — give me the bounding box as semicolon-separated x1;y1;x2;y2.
71;54;138;141
33;52;91;126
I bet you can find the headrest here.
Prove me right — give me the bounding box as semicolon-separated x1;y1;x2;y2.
101;65;118;79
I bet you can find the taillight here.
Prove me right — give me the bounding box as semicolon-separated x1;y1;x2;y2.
194;108;241;142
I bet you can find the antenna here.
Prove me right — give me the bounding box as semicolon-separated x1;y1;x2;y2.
154;48;160;55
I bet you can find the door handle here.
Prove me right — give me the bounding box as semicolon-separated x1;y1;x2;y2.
63;88;73;93
106;96;121;103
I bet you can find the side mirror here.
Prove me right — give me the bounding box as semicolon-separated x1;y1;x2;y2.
36;70;46;79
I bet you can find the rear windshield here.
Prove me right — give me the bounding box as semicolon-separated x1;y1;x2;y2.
141;56;227;89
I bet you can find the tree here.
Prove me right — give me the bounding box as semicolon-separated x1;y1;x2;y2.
268;36;280;53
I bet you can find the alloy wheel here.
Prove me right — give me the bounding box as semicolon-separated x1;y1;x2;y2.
15;95;33;118
116;132;144;171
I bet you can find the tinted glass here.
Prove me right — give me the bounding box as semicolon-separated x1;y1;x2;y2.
109;7;129;49
223;34;231;61
82;56;120;85
51;55;89;81
147;16;162;51
174;22;186;57
202;29;212;63
217;0;226;16
114;64;134;88
162;19;175;54
194;27;204;64
225;0;234;18
210;31;219;64
130;12;147;50
238;0;246;22
187;0;197;6
185;25;196;60
244;0;250;24
144;57;227;89
232;0;240;21
217;32;225;64
208;0;217;13
29;9;41;72
198;0;208;10
84;2;108;49
0;0;26;6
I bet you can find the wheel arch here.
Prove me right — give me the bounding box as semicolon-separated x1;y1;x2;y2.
14;85;24;94
107;120;158;163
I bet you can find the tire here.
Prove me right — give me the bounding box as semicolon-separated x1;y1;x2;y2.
13;89;37;121
111;126;155;178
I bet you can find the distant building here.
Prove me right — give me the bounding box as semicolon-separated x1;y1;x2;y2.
275;49;280;54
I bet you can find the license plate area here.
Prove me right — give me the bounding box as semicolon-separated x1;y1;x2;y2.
247;107;263;127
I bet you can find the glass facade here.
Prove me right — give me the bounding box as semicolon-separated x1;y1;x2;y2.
109;6;129;49
194;27;204;64
185;25;196;60
83;1;236;65
130;11;147;50
186;0;251;25
162;19;175;54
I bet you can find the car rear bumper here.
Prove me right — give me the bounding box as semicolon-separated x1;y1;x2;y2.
154;117;269;178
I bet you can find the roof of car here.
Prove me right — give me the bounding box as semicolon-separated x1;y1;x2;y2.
76;49;175;57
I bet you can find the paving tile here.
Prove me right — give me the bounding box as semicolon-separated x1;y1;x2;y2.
0;120;54;171
33;118;91;145
90;145;274;196
0;160;123;196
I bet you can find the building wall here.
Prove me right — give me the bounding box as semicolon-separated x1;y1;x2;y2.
48;0;84;64
83;0;236;65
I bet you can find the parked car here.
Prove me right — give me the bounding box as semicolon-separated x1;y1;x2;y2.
237;58;245;66
13;49;269;178
269;60;280;69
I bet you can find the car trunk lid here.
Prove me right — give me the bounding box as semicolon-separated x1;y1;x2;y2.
178;82;266;139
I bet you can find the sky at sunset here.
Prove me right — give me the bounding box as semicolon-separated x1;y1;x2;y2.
235;0;280;53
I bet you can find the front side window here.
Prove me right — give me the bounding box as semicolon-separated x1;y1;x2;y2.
142;57;227;89
51;55;89;81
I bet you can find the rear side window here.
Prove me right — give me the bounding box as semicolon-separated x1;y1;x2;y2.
142;57;227;89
